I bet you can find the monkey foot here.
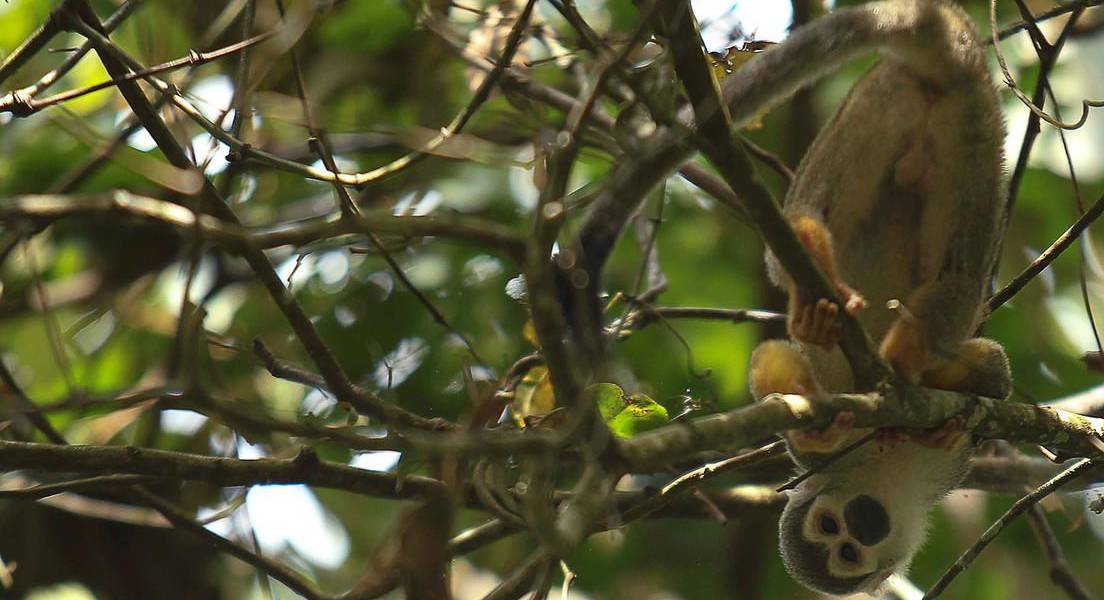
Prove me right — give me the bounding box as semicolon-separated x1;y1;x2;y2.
909;415;968;451
788;411;854;453
790;298;842;350
874;427;912;451
836;282;867;315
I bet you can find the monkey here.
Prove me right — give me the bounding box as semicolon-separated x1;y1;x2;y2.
740;0;1013;595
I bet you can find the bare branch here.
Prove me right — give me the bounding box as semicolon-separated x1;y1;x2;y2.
923;457;1100;599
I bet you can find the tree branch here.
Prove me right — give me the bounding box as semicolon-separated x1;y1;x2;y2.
617;386;1104;472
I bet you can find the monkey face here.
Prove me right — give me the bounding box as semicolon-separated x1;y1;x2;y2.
779;489;904;595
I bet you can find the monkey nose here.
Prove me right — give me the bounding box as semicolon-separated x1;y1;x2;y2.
844;494;890;546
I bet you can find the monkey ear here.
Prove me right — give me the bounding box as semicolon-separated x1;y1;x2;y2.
782;473;826;497
801;473;829;494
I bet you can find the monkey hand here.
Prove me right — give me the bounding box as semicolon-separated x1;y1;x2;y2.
789;297;843;350
787;411;855;454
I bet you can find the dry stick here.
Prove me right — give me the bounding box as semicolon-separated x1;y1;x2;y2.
482;551;552;600
0;162;330;600
63;5;448;432
134;487;332;600
625;306;785;330
0;193;527;264
0;0;71;87
0;474;156;499
0;439;456;498
988;190;1104;311
605;192;667;346
0;1;142;105
226;0;256;145
516;5;669;558
0;346;67;444
775;431;878;492
1040;64;1104;356
546;0;663;375
526;45;611;384
449;518;518;556
994;0;1104;42
623;440;786;522
547;0;794;186
53;17;385;188
1002;4;1080;230
922;457;1100;600
1059;177;1104;364
1024;504;1095;600
989;0;1104;131
272;0;493;367
180;386;403;451
430;21;758;226
328;0;537;187
23;245;77;394
5;29;278;115
741;137;794;182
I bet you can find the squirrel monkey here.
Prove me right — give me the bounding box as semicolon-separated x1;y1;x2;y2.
741;0;1012;594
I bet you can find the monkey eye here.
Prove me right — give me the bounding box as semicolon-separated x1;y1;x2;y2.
819;513;840;535
840;542;859;563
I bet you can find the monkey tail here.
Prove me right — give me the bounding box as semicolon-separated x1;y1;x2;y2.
724;0;985;129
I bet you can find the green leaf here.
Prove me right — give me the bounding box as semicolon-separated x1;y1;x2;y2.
587;384;669;437
589;383;627;422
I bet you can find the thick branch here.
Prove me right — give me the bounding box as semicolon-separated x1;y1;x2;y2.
617;386;1104;472
0;192;526;264
0;441;446;499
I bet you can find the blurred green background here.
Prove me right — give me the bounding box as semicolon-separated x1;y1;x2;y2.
1;0;1103;598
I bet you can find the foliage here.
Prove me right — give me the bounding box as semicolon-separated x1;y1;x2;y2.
0;1;1102;599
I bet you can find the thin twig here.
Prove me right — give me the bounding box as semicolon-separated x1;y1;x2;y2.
776;430;877;492
134;487;333;600
993;0;1104;42
922;457;1100;599
989;191;1104;311
0;1;142;100
622;306;785;330
1002;3;1081;224
0;1;69;87
0;439;449;499
989;0;1104;131
3;30;278;116
0;192;527;264
1025;504;1095;600
623;440;786;521
0;474;154;499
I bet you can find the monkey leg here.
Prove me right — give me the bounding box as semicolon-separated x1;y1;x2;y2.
881;335;1009;450
879;317;928;384
749;340;820;399
787;216;867;349
749;340;855;453
921;337;1012;400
